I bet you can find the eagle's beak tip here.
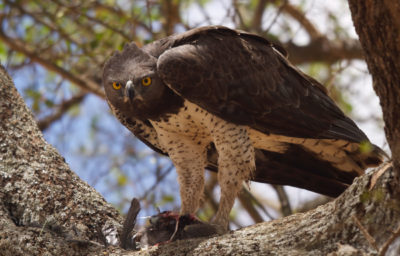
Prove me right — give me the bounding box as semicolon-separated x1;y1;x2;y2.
125;80;134;101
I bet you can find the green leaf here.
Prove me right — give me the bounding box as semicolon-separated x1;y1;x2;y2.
68;104;81;117
359;141;373;154
156;194;175;207
117;174;128;186
341;100;353;114
44;99;54;108
161;195;174;203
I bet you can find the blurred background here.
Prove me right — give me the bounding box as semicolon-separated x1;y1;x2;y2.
0;0;389;229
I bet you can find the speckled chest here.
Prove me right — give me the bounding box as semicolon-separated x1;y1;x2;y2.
149;100;218;149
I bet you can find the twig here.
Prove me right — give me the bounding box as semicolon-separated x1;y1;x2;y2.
38;93;87;131
352;215;379;251
195;1;213;25
282;3;321;40
243;187;275;220
0;27;104;97
121;198;141;250
264;0;287;34
238;188;264;223
53;0;131;40
379;224;400;256
232;0;247;30
139;164;174;201
94;2;153;34
370;162;393;191
251;0;268;32
146;0;153;35
5;0;82;46
272;185;292;217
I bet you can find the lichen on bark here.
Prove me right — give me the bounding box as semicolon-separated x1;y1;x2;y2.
0;65;122;255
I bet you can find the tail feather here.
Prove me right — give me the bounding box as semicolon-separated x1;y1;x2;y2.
253;145;358;197
205;142;385;198
364;144;388;166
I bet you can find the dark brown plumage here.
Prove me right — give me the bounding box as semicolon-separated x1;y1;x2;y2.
102;26;385;231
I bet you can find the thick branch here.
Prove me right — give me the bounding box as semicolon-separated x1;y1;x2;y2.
122;162;400;255
284;37;364;64
348;0;400;182
0;65;120;255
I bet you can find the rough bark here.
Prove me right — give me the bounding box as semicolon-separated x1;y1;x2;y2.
0;65;122;255
1;64;400;255
348;0;400;184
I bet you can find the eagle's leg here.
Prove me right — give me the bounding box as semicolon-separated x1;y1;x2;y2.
176;164;205;215
211;125;255;229
167;138;207;216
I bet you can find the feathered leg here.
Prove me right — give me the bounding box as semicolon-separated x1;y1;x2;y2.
211;124;255;229
165;137;207;215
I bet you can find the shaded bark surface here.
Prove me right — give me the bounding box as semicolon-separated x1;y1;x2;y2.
348;0;400;182
1;65;399;255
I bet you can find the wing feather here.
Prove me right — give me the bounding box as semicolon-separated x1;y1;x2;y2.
157;26;369;142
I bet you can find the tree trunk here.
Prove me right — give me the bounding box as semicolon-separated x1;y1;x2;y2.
348;0;400;185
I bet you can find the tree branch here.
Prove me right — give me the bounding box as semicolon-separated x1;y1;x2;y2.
251;0;268;32
238;188;264;223
0;25;104;98
232;0;247;30
37;93;87;131
272;185;292;217
284;37;364;64
52;0;132;41
0;65;120;255
282;3;321;40
160;0;182;35
5;0;82;47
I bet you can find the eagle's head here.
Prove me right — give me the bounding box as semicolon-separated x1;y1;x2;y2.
102;42;168;120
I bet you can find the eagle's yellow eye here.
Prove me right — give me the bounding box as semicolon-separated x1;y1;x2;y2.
141;77;152;86
112;82;122;90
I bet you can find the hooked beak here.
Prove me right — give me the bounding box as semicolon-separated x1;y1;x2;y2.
125;80;134;101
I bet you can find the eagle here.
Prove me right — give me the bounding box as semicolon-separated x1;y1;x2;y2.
102;26;385;231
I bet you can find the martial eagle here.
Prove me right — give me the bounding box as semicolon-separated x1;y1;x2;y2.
102;26;385;231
